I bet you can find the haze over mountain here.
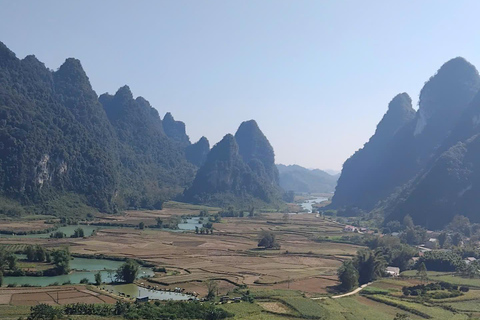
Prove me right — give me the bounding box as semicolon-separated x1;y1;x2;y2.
277;164;338;193
332;57;480;229
184;120;283;207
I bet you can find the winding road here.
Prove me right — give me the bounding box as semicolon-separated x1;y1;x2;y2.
311;282;373;300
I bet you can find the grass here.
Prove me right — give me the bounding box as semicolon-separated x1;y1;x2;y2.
250;289;329;319
220;302;300;320
402;271;480;288
279;297;329;319
0;305;30;320
366;294;464;319
322;296;411;320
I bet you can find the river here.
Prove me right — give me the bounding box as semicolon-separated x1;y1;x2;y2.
299;197;328;213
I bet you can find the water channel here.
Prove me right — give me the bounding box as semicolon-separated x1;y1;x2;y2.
3;256;154;287
0;217;203;239
3;256;194;300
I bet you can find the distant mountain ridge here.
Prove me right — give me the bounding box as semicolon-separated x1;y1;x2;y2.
277;164;338;193
332;57;480;229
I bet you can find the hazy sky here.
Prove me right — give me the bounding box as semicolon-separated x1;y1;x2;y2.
1;1;479;171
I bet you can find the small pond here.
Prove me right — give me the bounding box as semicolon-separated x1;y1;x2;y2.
102;283;195;301
3;257;154;287
176;217;203;232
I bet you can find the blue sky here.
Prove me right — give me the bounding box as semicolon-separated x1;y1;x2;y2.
1;0;479;171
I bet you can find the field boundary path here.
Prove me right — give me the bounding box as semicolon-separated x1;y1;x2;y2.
311;282;373;300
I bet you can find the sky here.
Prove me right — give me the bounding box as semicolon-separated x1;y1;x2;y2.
1;1;480;171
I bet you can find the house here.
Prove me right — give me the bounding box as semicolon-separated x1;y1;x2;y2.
385;266;400;277
136;296;149;303
425;238;438;249
464;257;477;264
344;225;358;233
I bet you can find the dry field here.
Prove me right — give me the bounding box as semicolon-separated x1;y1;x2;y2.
0;286;116;306
0;205;362;297
0;220;53;233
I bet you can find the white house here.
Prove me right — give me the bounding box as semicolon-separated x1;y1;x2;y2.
385;266;400;277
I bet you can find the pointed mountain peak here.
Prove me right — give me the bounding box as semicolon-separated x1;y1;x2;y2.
115;85;134;100
373;93;415;140
197;136;209;145
415;57;480;136
163;112;174;122
210;134;238;158
236;119;261;134
234;119;274;163
59;57;84;71
54;58;91;88
162;112;190;146
388;93;412;112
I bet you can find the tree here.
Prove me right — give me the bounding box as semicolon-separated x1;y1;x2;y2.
447;215;471;237
116;259;139;283
95;272;102;285
27;303;64;320
258;231;280;249
34;245;46;262
451;233;463;247
156;217;163;228
338;260;358;292
72;228;84;238
206;279;217;300
403;215;414;229
417;262;428;282
138;222;145;230
51;248;70;275
401;226;427;245
26;245;35;262
394;313;410;320
438;232;448;248
354;249;386;284
0;271;3;287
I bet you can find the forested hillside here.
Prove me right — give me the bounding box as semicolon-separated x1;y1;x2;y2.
0;42;284;216
332;57;480;228
0;42;197;216
184;120;283;207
